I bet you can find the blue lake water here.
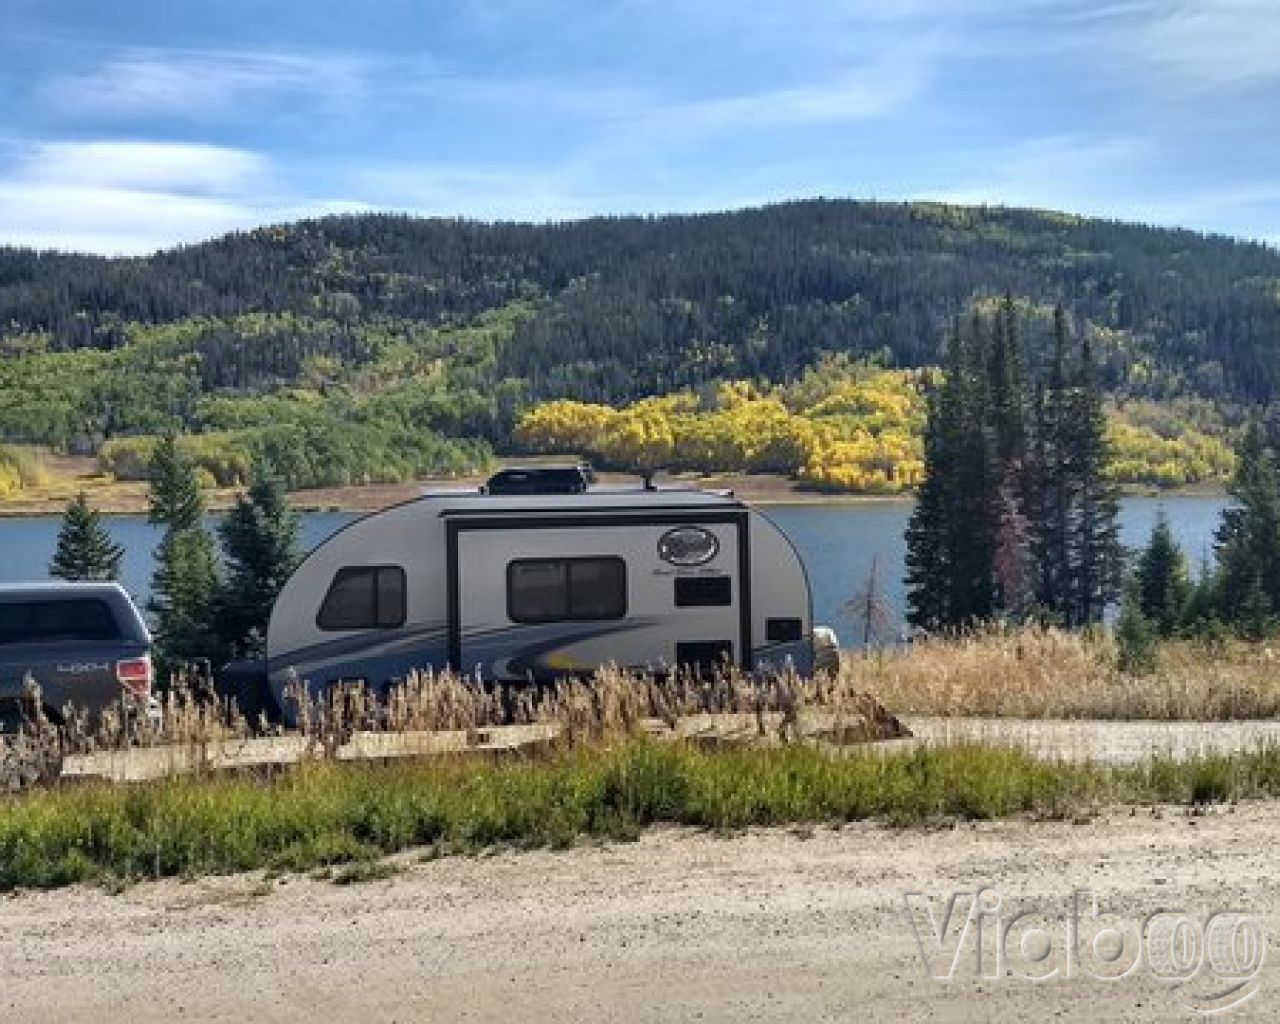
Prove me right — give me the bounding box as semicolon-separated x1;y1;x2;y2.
0;495;1229;646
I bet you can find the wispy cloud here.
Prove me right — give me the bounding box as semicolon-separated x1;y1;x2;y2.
15;141;269;195
42;49;364;118
643;56;929;134
0;140;367;254
1144;0;1280;90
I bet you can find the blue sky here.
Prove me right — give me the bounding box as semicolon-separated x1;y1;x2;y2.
1;0;1278;254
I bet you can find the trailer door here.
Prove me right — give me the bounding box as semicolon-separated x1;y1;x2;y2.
448;515;747;682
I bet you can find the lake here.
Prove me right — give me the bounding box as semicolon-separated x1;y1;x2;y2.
0;495;1229;646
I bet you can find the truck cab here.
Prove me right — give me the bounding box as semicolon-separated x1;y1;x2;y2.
0;582;154;730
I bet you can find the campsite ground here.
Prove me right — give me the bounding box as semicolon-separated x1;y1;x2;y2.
1;800;1274;1023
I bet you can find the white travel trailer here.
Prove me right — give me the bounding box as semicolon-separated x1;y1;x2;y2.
265;468;831;711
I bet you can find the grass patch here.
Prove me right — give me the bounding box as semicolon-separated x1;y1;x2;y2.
4;740;1280;891
852;627;1280;720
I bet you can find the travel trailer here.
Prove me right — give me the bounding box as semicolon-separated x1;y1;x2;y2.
259;467;835;716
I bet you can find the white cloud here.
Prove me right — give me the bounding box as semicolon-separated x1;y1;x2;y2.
1145;0;1280;89
0;141;367;255
647;59;927;134
43;49;364;118
14;141;268;196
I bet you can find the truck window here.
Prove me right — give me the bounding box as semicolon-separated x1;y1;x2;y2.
0;599;120;645
507;557;627;623
317;566;406;630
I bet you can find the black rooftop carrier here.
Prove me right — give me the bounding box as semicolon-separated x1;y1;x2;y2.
483;464;596;495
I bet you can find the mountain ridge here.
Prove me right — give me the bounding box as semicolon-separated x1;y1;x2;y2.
0;199;1276;492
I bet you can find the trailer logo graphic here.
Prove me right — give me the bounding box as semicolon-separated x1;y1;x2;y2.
903;887;1265;1015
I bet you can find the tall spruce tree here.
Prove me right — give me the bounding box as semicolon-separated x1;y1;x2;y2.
988;293;1027;469
215;470;302;656
1030;306;1075;621
1214;420;1280;634
906;316;1002;630
904;388;950;630
148;436;221;664
1133;510;1191;637
49;491;124;581
1068;326;1124;625
988;294;1033;616
910;303;1123;633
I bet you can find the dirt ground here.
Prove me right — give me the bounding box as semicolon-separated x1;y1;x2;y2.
897;716;1280;765
1;803;1275;1023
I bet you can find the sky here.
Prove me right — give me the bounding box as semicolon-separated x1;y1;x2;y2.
1;0;1278;255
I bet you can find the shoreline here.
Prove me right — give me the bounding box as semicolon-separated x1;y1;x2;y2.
0;466;1228;519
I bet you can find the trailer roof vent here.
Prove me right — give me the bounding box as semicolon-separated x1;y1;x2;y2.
484;464;595;496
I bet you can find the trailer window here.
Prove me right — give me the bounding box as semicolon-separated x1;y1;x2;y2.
507;558;627;623
674;576;732;607
317;566;406;630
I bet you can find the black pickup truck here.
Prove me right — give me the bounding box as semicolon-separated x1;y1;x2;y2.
0;581;155;730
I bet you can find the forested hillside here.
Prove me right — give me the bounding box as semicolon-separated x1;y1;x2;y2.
0;200;1276;491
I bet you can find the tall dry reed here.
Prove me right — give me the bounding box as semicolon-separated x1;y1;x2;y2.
851;626;1280;720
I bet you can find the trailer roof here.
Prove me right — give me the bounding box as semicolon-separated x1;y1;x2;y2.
421;483;744;511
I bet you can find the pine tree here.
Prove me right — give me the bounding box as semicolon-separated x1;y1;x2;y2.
1115;582;1157;675
147;435;204;531
988;293;1026;469
1029;307;1074;622
904;389;949;631
905;317;1000;630
49;491;123;581
1069;326;1124;625
148;435;221;663
1133;510;1191;637
215;470;302;656
988;294;1032;618
1214;420;1280;633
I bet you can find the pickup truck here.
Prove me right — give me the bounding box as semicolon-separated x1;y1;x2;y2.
0;581;154;731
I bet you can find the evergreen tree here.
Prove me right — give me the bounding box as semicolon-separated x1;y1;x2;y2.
911;304;1123;633
1213;420;1280;635
988;293;1026;469
988;295;1032;617
49;491;124;581
215;470;302;656
1115;583;1157;675
147;435;221;663
905;317;1000;630
1069;326;1124;625
1029;307;1074;621
1133;510;1191;637
147;435;204;531
904;389;949;631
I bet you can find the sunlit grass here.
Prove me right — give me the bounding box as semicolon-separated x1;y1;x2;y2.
4;739;1280;891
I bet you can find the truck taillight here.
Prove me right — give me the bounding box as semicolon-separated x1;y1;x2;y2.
117;656;153;699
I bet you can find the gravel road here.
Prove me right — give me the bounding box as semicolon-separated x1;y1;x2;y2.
1;803;1275;1022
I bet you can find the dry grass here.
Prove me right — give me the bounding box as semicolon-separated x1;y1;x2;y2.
2;663;906;790
849;626;1280;720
